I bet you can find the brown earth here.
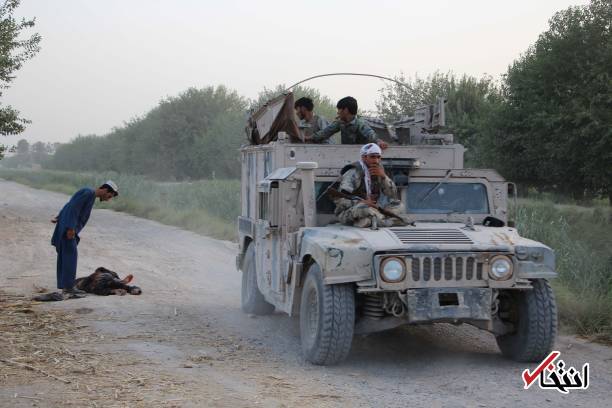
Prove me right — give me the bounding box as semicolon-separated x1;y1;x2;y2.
1;179;611;407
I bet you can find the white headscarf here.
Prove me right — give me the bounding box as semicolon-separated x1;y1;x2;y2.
360;143;382;156
359;143;382;198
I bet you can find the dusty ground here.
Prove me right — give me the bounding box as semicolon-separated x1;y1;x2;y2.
1;179;611;407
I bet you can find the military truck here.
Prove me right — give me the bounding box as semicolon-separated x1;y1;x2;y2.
237;93;557;365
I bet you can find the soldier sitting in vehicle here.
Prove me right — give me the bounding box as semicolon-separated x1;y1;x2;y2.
306;96;388;149
333;143;401;228
294;97;330;141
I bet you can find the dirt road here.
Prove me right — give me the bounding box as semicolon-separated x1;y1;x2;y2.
1;180;611;407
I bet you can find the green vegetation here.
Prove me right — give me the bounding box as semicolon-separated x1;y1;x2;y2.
376;72;502;166
491;0;611;203
0;139;55;168
45;86;248;180
41;84;339;179
0;169;239;241
376;0;611;203
513;198;612;340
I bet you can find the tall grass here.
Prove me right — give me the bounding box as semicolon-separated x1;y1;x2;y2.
513;199;612;340
0;169;240;241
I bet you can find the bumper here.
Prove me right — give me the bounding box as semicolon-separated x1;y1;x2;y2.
402;287;492;323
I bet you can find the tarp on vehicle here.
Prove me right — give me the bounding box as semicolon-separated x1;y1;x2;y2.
246;93;301;145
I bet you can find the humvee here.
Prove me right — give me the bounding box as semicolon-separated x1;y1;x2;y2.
237;93;557;365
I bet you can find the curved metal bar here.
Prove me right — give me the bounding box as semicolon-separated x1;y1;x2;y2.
283;72;410;93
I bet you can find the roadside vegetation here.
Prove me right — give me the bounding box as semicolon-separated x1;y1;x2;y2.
0;169;239;241
512;198;612;341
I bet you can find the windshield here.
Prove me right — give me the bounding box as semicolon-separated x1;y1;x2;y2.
405;182;489;214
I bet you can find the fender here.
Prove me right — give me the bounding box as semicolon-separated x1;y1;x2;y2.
298;227;375;285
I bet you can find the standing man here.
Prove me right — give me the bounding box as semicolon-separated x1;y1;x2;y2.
333;143;401;228
294;96;330;139
51;181;118;294
308;96;389;148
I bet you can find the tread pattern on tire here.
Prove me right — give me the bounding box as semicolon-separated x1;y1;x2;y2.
497;279;558;362
301;264;355;365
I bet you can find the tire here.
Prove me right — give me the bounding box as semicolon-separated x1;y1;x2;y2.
240;244;274;315
496;279;558;362
299;262;355;365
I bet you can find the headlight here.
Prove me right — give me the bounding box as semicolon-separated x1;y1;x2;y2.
381;257;406;283
489;256;513;280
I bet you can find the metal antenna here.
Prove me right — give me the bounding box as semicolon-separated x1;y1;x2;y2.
283;73;411;93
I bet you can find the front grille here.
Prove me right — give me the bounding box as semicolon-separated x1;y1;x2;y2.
390;228;473;245
409;254;486;287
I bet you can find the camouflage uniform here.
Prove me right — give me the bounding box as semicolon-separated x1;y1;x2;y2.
299;115;332;143
334;162;402;227
312;116;380;144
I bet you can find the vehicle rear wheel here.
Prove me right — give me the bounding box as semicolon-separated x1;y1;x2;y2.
299;262;355;365
240;244;274;315
495;279;557;362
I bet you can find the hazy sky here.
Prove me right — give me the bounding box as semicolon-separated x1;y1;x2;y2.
2;0;589;146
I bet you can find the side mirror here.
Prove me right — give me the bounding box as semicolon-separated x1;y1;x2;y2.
507;220;516;228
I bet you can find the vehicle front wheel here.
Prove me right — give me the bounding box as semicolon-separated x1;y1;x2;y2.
495;279;557;362
299;262;355;365
240;244;274;315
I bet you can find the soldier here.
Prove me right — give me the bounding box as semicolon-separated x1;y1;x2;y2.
294;96;330;139
308;96;388;149
333;143;401;228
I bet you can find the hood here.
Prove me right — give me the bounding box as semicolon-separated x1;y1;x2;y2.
304;222;549;254
298;222;552;285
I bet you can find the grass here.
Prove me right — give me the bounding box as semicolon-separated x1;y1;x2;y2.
2;168;611;341
512;198;612;341
0;168;240;241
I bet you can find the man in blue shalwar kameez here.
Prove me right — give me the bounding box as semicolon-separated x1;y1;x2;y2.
51;180;118;294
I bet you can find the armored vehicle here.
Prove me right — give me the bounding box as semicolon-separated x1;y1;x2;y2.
237;92;557;365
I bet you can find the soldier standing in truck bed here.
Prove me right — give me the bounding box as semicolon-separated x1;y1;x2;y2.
294;96;329;139
307;96;388;149
333;143;400;227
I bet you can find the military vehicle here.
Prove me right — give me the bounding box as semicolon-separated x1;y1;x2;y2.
237;92;557;365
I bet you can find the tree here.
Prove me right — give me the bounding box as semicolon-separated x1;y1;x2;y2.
376;71;503;165
490;0;612;201
47;85;249;180
0;0;41;135
31;140;48;163
16;137;27;154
